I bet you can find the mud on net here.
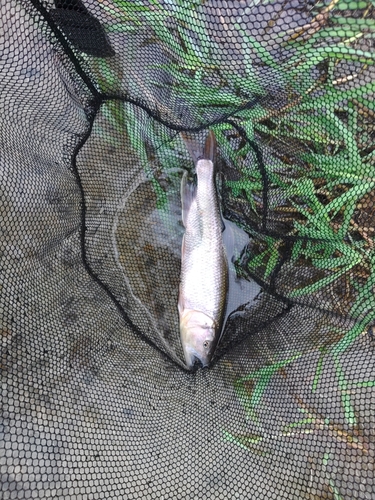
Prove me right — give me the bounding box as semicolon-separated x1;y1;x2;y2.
1;0;375;498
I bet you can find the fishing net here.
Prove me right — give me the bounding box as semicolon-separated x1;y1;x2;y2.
1;0;375;498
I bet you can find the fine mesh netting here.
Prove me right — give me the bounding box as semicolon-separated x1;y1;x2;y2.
1;0;375;498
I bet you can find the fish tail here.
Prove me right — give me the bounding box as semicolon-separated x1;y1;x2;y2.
181;130;217;165
203;130;217;163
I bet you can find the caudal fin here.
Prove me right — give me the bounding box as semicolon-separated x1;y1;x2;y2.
181;130;217;165
203;130;217;163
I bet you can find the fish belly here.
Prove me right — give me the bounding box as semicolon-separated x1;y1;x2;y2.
180;233;227;323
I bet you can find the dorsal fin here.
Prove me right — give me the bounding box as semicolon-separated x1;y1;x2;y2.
180;171;196;227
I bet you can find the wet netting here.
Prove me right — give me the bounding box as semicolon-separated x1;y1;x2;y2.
1;0;375;498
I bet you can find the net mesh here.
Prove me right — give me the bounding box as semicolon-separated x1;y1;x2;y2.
1;0;375;498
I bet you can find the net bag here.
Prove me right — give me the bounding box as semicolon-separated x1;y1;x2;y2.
1;1;375;498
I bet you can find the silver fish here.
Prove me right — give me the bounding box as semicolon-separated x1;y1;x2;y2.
178;131;228;369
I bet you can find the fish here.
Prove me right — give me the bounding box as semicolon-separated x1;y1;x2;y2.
178;131;228;369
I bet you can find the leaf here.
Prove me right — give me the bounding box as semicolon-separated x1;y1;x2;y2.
229;73;266;97
335;0;368;9
177;87;244;107
329;480;345;500
265;244;279;278
352;380;375;388
226;180;262;198
289;267;350;297
223;430;263;446
177;25;212;67
110;1;151;12
235;353;303;411
235;25;282;72
286;46;375;78
283;417;315;431
312;347;327;393
330;317;370;356
332;354;357;425
291;240;303;263
296;81;375;113
223;431;270;455
105;22;138;33
334;17;375;28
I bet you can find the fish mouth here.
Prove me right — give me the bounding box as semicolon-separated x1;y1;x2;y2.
185;357;204;373
183;347;210;371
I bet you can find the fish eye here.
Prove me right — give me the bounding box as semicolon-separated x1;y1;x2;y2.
203;340;210;349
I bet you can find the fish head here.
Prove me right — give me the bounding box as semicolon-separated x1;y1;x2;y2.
180;310;218;369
